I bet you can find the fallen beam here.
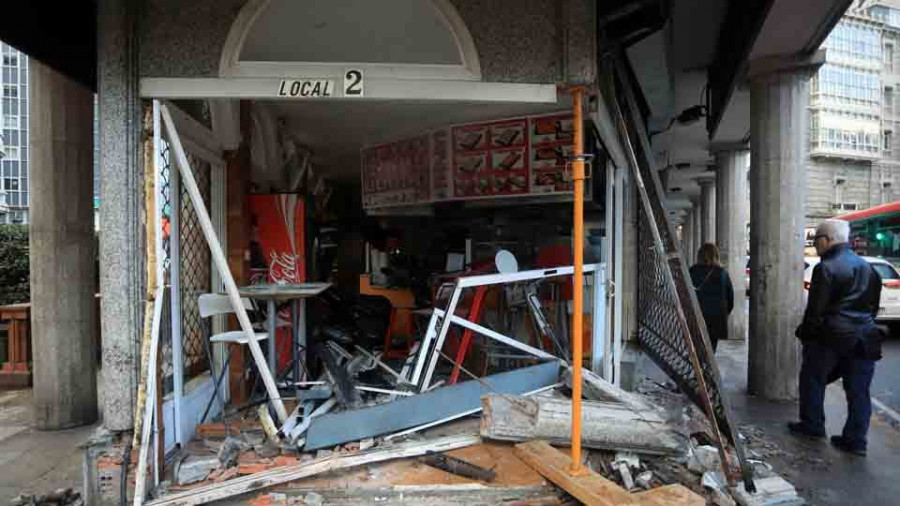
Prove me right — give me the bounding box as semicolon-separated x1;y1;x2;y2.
563;366;655;413
260;485;563;505
146;434;481;506
481;394;684;455
513;440;637;506
304;362;560;450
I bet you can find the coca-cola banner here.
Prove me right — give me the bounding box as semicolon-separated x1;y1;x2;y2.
249;194;306;284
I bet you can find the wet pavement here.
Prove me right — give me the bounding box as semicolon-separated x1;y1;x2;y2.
0;389;97;502
714;339;900;506
869;338;900;415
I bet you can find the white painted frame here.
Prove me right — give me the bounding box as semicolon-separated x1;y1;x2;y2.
613;165;626;387
139;78;557;104
410;263;606;391
160;103;289;424
156;103;243;452
218;0;482;81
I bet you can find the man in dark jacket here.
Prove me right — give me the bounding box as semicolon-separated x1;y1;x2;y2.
789;219;884;456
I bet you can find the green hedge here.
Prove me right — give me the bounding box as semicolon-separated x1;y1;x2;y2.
0;225;29;306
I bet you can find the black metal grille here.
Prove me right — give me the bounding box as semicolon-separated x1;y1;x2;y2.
179;153;212;381
637;207;729;433
602;53;753;490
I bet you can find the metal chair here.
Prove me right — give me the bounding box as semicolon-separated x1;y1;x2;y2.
197;293;269;422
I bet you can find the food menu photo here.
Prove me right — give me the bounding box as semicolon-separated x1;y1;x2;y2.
431;130;451;201
529;113;575;194
361;136;430;208
451;118;529;198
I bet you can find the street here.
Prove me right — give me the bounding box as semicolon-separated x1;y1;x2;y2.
871;337;900;418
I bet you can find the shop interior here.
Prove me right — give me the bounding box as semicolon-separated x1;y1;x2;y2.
155;92;614;456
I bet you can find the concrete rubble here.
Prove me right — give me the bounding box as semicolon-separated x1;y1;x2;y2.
122;358;817;506
9;489;82;506
114;302;808;506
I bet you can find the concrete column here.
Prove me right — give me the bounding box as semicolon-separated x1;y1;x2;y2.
699;177;716;244
748;57;818;401
692;200;702;261
682;209;695;262
29;61;98;429
99;0;144;431
715;148;749;342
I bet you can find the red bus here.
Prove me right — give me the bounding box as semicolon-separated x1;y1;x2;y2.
840;200;900;264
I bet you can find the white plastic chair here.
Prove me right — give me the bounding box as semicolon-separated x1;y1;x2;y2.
198;293;270;344
197;293;269;423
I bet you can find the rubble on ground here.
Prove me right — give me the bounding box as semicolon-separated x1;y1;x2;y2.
126;314;808;506
10;489;82;506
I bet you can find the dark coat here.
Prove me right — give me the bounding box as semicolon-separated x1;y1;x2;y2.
796;243;884;359
689;264;734;349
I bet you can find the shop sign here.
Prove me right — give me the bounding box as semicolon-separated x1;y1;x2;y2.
277;79;335;98
343;69;364;97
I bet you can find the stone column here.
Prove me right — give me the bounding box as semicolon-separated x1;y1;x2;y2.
30;61;98;429
747;55;820;401
715;148;749;341
682;209;695;262
99;0;144;431
692;199;702;262
699;177;716;244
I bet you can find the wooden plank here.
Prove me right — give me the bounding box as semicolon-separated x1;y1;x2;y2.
146;434;481;506
633;484;704;506
481;395;683;455
513;440;637;506
304;362;560;451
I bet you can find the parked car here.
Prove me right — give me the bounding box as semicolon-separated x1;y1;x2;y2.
803;256;900;327
745;257;750;295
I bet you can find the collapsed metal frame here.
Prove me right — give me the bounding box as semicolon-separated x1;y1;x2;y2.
599;53;755;491
410;263;610;391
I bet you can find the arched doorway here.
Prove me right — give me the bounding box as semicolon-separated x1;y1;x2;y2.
219;0;481;81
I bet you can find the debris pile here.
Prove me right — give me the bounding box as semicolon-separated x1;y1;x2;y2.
10;489;83;506
130;280;803;505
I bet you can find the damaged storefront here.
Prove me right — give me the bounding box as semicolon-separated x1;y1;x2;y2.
83;0;763;504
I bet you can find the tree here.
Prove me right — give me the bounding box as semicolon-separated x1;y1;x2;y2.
0;225;29;305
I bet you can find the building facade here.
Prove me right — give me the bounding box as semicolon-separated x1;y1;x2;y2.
0;42;29;224
807;0;900;227
0;41;101;227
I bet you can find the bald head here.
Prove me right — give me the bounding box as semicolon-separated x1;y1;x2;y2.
814;219;850;256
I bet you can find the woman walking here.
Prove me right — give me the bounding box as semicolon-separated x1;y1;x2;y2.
689;243;734;352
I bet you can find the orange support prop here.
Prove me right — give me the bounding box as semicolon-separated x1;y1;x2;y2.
569;86;586;475
449;285;488;384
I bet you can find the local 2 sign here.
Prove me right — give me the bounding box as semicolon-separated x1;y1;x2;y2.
277;79;335;98
277;69;364;98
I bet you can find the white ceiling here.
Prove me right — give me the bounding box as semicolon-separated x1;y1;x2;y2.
266;97;572;180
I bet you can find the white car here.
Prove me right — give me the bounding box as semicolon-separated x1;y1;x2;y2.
803;256;900;323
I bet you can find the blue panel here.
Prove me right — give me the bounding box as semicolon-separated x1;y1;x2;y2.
304;361;561;450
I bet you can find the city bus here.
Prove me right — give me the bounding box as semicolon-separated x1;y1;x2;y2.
841;200;900;265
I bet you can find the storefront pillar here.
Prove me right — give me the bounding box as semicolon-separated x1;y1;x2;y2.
30;61;98;429
98;0;144;431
